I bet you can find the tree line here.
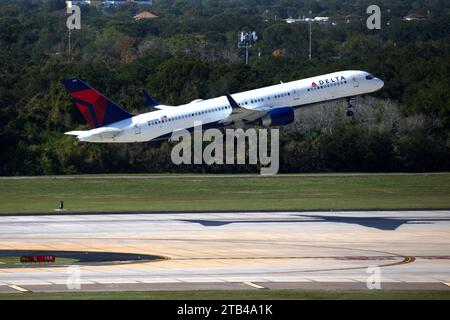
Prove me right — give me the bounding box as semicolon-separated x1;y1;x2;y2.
0;0;449;175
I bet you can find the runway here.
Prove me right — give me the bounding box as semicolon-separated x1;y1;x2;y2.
0;210;449;293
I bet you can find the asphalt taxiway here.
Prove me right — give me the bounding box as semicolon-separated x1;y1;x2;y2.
0;210;449;292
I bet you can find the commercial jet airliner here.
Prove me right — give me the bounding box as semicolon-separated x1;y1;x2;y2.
62;70;384;143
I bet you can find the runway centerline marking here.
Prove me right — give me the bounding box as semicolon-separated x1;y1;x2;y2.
243;281;265;289
8;285;29;292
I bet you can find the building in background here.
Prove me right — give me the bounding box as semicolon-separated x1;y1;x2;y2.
133;10;159;21
66;0;153;8
403;13;426;21
285;16;330;24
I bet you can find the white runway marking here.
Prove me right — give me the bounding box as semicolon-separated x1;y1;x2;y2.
243;281;265;289
8;285;29;292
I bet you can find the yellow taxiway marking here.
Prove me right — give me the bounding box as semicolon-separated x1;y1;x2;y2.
8;285;29;292
243;281;265;289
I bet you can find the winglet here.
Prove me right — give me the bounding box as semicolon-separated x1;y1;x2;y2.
143;90;159;108
225;93;240;109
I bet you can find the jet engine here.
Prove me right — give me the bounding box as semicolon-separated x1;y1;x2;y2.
261;107;295;127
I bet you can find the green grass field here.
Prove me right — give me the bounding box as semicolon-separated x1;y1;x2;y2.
0;173;449;214
0;289;449;300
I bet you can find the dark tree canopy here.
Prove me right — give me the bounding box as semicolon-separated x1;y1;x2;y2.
0;0;449;175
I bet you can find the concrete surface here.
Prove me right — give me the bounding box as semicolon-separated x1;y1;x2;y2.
0;210;449;292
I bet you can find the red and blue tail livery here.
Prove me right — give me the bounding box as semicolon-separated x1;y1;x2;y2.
62;78;133;129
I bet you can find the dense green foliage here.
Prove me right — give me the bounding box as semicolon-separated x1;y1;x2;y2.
0;0;449;175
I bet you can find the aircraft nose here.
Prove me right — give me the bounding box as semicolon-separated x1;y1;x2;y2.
376;78;384;90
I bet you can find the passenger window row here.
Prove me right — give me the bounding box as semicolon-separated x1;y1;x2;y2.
274;92;290;99
147;105;231;126
307;81;347;92
147;90;297;127
246;92;290;105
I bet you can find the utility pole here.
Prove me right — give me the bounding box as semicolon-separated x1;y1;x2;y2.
309;10;312;61
238;31;258;65
68;29;72;62
245;45;249;65
66;1;81;63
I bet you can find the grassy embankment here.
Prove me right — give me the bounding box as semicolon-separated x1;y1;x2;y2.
0;173;449;214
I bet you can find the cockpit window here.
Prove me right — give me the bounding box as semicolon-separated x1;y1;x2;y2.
366;74;374;80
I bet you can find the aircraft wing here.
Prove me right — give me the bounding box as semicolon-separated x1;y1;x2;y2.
65;127;122;141
220;93;270;125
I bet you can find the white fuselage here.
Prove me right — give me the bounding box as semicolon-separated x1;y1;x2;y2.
79;70;384;143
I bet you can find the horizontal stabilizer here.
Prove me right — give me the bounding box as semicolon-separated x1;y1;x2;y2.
65;131;87;136
65;127;122;141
